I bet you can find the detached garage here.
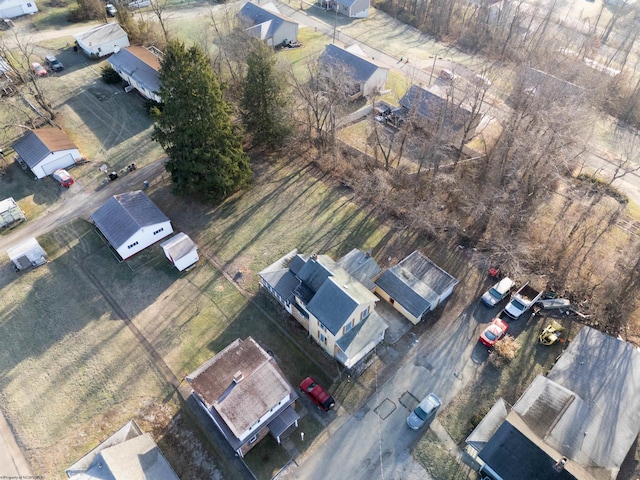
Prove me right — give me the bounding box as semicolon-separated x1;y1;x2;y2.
7;237;47;271
91;190;173;260
13;127;81;179
0;0;38;19
74;23;130;58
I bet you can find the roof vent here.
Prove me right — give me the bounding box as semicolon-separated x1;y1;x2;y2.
311;253;318;261
365;250;371;258
554;457;568;472
233;371;244;383
343;285;349;289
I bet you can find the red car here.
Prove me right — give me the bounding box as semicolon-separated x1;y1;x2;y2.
30;62;48;77
479;318;509;348
52;168;74;187
300;376;335;412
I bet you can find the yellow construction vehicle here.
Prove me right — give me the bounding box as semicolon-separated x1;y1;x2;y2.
539;321;565;346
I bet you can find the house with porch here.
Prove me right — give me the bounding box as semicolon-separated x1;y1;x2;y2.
466;326;640;480
259;249;388;369
186;337;299;458
374;250;458;324
318;0;369;18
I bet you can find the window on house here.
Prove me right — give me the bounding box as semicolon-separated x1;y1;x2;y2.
249;434;258;444
318;320;326;332
27;2;32;5
127;241;139;249
318;332;326;344
153;227;164;235
361;307;370;320
344;321;353;334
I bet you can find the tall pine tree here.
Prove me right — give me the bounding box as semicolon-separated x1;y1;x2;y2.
240;40;291;149
152;40;251;201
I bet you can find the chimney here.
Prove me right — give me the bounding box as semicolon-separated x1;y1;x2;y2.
233;371;244;384
365;250;371;258
311;253;318;261
554;457;568;472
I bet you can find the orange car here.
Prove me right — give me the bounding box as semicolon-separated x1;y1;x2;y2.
479;317;509;348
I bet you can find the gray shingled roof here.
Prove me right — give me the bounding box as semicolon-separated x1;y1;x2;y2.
479;420;577;480
399;84;473;131
336;310;387;359
91;191;170;249
319;44;380;83
160;232;196;260
466;398;510;452
108;47;160;96
337;249;381;291
239;2;295;40
374;251;458;318
66;420;179;480
259;268;299;303
516;327;640;474
74;23;128;45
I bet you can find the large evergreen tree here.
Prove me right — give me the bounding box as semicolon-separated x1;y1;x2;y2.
240;40;291;149
152;40;251;201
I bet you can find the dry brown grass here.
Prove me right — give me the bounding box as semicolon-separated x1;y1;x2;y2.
488;335;521;367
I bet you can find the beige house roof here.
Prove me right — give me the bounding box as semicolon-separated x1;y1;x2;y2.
188;337;292;438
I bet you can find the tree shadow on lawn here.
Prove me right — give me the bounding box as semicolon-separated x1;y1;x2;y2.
0;163;63;209
64;83;151;152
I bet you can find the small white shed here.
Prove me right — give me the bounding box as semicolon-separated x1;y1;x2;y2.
7;237;47;271
0;197;26;230
161;233;198;271
0;0;38;19
74;23;130;58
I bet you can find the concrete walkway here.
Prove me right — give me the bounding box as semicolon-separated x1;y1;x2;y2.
0;410;32;478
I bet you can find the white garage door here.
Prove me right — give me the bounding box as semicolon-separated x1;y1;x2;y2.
41;154;75;176
0;5;25;18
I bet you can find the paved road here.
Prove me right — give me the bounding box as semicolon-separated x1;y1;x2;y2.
281;300;495;480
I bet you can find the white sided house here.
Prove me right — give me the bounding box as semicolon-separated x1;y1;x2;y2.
13;127;81;179
318;0;369;18
319;44;388;98
238;2;299;46
0;0;38;19
108;46;162;103
74;23;130;58
160;233;198;271
91;190;173;260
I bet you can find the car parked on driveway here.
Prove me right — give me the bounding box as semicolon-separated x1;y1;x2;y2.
479;317;509;348
30;62;47;77
439;69;455;81
407;393;441;430
106;3;116;16
300;376;335;412
481;277;515;307
44;54;64;72
52;169;74;187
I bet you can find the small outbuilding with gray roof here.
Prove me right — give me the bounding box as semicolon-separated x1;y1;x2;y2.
74;23;130;58
238;2;298;46
374;250;458;324
13;127;82;179
108;46;162;102
319;44;388;98
91;190;173;260
318;0;370;18
160;232;198;271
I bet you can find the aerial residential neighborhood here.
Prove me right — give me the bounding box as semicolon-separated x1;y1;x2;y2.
1;0;640;479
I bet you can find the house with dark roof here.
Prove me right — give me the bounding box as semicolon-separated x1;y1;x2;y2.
319;44;388;98
66;419;179;480
466;327;640;480
318;0;369;18
0;0;38;19
259;249;388;368
108;46;162;102
13;127;82;179
374;250;458;324
395;84;481;142
91;190;173;260
74;23;130;58
186;337;299;458
238;2;298;46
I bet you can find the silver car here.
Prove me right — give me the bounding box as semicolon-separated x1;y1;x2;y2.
481;277;515;307
407;393;441;430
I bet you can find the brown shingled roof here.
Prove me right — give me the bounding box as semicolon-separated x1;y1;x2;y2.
32;127;76;152
126;46;161;71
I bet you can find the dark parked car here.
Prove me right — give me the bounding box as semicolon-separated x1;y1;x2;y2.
300;376;335;412
44;54;64;72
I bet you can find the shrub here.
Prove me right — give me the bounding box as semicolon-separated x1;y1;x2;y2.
101;65;121;84
488;335;521;367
